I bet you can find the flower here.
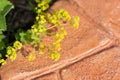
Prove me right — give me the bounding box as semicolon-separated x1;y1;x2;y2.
13;41;22;49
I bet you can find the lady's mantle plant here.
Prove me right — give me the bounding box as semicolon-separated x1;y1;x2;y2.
0;0;14;65
0;0;80;65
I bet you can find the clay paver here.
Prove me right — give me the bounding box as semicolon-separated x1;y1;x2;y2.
0;0;120;80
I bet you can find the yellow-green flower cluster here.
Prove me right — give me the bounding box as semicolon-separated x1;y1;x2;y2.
13;41;22;49
5;41;22;62
56;9;71;21
31;0;51;35
73;16;80;29
6;46;16;61
33;13;47;35
35;0;51;24
31;24;47;35
53;27;67;51
35;0;51;14
39;44;45;54
0;53;6;65
50;51;60;61
49;14;60;25
47;9;71;25
27;53;36;61
0;59;6;65
36;15;46;24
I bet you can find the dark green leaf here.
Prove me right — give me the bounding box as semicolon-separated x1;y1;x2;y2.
0;0;14;31
0;15;6;31
0;33;5;42
0;41;5;50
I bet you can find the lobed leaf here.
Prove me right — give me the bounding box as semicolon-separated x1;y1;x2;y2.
0;0;14;31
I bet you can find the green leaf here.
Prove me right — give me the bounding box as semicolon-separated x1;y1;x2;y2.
0;53;2;58
0;33;5;42
0;0;14;31
28;1;36;11
31;34;40;40
0;15;6;31
0;0;13;15
31;34;41;46
15;29;23;41
0;41;5;50
19;31;32;44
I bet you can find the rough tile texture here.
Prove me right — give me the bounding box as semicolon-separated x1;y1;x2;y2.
0;0;120;80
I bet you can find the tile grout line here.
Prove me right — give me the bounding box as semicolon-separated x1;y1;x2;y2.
11;39;113;80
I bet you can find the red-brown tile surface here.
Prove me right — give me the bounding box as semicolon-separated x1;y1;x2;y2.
61;47;120;80
0;0;120;80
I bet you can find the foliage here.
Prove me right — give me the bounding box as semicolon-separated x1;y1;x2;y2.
0;0;14;31
0;0;80;66
0;0;13;48
0;0;14;65
0;0;13;52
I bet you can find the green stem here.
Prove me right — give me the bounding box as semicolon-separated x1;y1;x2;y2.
47;22;70;30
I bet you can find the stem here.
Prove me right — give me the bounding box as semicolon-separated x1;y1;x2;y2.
47;22;70;30
47;25;56;30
